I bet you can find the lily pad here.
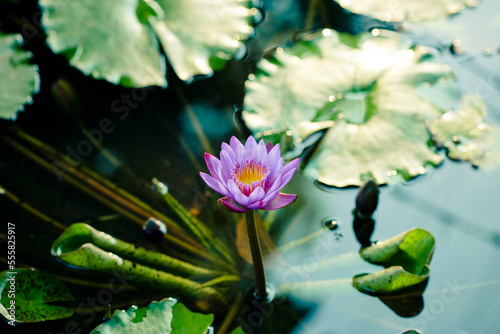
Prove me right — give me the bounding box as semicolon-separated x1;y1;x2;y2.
90;298;213;333
40;0;254;87
243;29;456;187
0;33;40;120
353;265;430;295
360;228;435;275
149;0;254;81
40;0;166;87
428;93;500;169
0;268;74;323
334;0;481;22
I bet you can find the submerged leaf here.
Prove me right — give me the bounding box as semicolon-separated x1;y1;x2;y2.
243;29;454;187
428;94;500;168
0;269;73;323
360;228;435;274
353;265;430;295
335;0;481;22
90;298;213;333
0;33;40;120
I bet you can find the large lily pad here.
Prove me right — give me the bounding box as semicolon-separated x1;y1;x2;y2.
149;0;254;81
40;0;254;87
0;268;73;323
360;228;435;274
90;298;213;333
0;33;40;120
243;29;456;187
353;265;430;295
428;94;500;169
334;0;481;22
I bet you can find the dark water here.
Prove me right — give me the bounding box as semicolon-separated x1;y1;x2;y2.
0;0;500;333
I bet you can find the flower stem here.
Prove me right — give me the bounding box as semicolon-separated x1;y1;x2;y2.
245;210;268;300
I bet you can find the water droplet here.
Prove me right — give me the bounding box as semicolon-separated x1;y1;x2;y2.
248;73;255;81
276;47;284;54
371;28;380;37
250;7;264;24
328;95;336;102
483;48;492;56
151;178;168;195
322;218;339;231
0;188;5;195
452;136;461;144
322;29;332;37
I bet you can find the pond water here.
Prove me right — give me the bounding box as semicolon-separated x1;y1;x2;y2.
0;0;500;333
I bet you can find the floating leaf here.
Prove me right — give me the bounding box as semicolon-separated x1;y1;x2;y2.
40;0;254;87
360;228;435;275
243;29;455;187
353;265;430;295
428;94;500;169
335;0;481;22
40;0;166;87
90;298;213;334
149;0;253;81
51;223;225;311
0;33;40;120
0;269;73;323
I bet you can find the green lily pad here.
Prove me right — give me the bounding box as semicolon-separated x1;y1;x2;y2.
40;0;166;87
0;268;74;323
353;265;430;295
243;29;456;187
149;0;253;82
335;0;481;22
360;228;435;275
428;93;500;169
0;33;40;120
40;0;254;87
90;298;213;334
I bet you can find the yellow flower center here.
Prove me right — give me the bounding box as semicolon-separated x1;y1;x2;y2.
234;162;267;185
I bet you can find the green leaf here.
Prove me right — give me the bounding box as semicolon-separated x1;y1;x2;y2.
40;0;166;88
149;0;254;81
360;228;435;275
0;268;74;323
243;29;455;187
51;223;226;311
335;0;481;22
230;327;246;334
171;302;214;333
90;298;213;334
428;94;500;169
0;33;40;120
353;265;430;295
39;0;254;87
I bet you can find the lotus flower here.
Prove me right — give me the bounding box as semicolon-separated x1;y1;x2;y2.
200;136;300;213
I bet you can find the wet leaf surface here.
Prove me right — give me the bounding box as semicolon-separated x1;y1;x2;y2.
0;268;73;323
90;298;213;333
0;33;39;120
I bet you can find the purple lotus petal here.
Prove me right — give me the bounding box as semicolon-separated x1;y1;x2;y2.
230;136;243;152
200;136;299;212
261;193;298;210
283;157;300;175
220;150;234;180
261;189;279;203
221;142;236;162
204;153;220;179
266;142;273;153
227;179;249;206
200;172;229;197
218;197;248;213
247;186;265;205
